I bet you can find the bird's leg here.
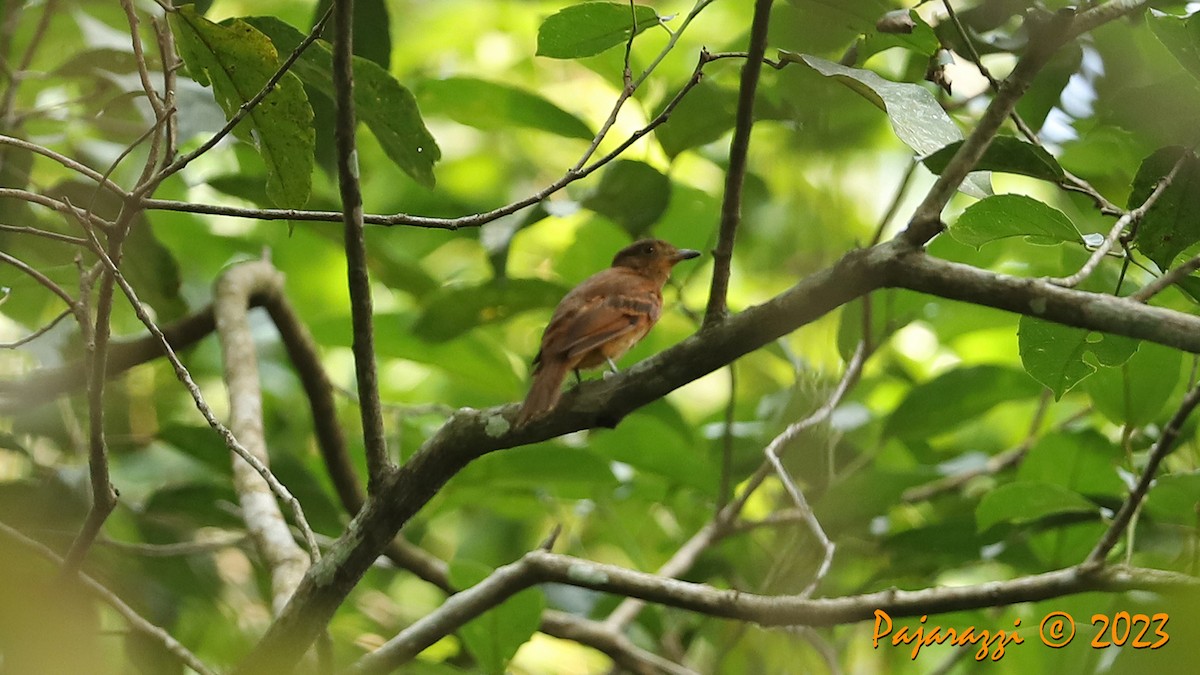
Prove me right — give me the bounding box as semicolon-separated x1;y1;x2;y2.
602;357;620;380
573;369;583;385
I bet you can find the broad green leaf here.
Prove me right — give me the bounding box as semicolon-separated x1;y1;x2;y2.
976;481;1097;532
856;10;940;64
536;2;660;59
884;365;1042;441
587;413;714;493
417;77;592;140
171;7;314;206
122;220;187;321
247;16;439;188
1085;341;1182;426
653;81;739;158
1018;316;1139;399
449;560;545;674
1149;9;1200;84
412;278;567;342
1143;472;1200;526
581;160;671;237
1017;430;1124;498
793;53;990;198
924;136;1066;183
950;194;1081;248
1129;146;1200;269
455;445;617;491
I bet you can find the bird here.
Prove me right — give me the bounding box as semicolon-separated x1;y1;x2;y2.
515;238;701;426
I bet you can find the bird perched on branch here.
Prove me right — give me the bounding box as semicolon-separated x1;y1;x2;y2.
515;239;701;426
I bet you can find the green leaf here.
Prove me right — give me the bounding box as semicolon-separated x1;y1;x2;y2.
456;445;618;492
413;278;567;342
1143;472;1200;526
1085;341;1182;427
1018;316;1139;399
170;6;314;206
449;560;545;674
1017;430;1124;499
536;2;660;59
587;413;715;493
417;77;592;140
247;16;438;188
793;53;990;198
884;365;1042;441
581;160;671;237
976;481;1098;533
1129;146;1200;269
950;194;1081;248
1149;9;1200;84
122;219;187;321
653;81;739;158
924;136;1066;183
856;10;940;64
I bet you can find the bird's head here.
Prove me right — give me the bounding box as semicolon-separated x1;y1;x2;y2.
611;239;701;281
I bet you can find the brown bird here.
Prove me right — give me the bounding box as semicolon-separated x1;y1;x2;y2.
515;239;701;426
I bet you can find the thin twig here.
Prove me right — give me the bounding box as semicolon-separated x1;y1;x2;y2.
1050;150;1191;288
704;0;774;325
0;222;90;246
0;307;72;348
0;250;77;308
0;134;126;195
0;521;218;675
1085;382;1200;567
1131;253;1200;303
763;340;869;597
331;0;391;491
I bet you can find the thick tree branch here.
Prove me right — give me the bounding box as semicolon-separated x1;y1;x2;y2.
215;262;314;612
358;546;1193;672
236;235;1200;670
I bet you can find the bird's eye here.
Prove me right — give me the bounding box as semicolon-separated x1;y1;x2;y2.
644;244;655;254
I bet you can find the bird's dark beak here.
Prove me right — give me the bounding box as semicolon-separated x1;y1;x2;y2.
673;249;701;262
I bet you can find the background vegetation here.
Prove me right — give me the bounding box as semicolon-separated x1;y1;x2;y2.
2;0;1200;672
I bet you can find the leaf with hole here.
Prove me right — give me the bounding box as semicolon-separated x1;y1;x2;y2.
1018;316;1139;399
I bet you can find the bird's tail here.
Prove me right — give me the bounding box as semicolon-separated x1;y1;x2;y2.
516;359;569;427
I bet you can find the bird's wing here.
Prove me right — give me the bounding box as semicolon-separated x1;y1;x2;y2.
559;295;644;361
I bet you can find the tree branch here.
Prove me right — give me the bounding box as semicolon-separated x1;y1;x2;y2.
704;0;773;324
330;0;391;492
215;261;314;612
903;8;1078;245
